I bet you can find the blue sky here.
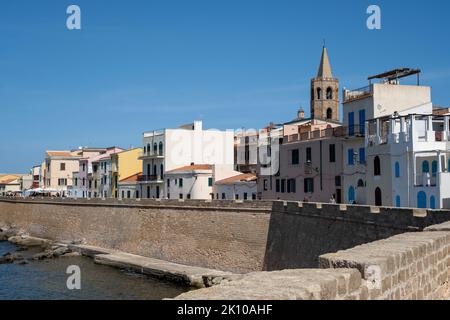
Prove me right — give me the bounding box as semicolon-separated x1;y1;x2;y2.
1;0;450;172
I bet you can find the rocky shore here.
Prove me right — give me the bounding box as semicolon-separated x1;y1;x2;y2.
0;225;81;265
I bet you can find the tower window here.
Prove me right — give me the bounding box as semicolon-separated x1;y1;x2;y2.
326;87;333;100
374;156;381;176
326;108;333;120
316;88;322;100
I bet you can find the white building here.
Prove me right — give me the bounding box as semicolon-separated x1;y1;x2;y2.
165;164;213;200
342;68;432;205
138;121;234;199
118;173;141;199
366;114;450;209
214;173;257;201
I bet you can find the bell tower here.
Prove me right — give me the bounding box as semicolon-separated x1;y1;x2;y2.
310;46;340;122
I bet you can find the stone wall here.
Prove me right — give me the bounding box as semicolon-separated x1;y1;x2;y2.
176;223;450;300
264;201;450;270
0;198;272;273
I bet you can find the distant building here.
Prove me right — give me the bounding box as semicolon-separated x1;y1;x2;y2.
214;172;257;201
111;148;143;198
0;175;21;196
118;172;142;199
138;121;234;199
165;164;213;200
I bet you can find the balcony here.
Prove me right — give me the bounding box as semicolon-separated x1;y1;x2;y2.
343;86;373;103
137;175;164;183
415;174;437;187
138;152;164;160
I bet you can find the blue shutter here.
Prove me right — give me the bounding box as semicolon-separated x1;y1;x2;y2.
359;110;366;135
349;112;355;136
359;148;366;164
348;149;354;165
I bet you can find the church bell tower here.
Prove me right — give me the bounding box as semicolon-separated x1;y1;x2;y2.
310;46;340;122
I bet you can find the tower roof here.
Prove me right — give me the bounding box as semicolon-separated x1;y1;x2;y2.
317;46;333;79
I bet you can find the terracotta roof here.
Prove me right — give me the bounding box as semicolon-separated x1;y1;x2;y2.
119;173;142;183
166;164;212;173
46;151;74;158
0;178;19;184
215;173;257;185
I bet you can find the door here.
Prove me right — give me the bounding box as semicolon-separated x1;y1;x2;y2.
156;186;160;199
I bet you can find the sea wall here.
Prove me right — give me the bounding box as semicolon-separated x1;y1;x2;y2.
263;201;450;270
0;198;272;273
1;198;450;276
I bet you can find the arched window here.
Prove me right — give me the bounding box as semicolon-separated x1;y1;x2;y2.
317;88;322;100
153;143;158;154
153;165;157;176
375;187;382;206
144;146;146;154
147;143;151;154
160;164;164;177
326;87;333;100
395;162;400;178
430;196;436;209
348;186;355;204
159;142;164;156
147;164;151;176
374;156;381;176
422;161;430;173
326;108;333;120
357;179;365;188
395;195;401;208
432;161;438;177
417;191;427;209
311;88;314;101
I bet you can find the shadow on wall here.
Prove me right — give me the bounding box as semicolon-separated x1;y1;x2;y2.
262;201;450;271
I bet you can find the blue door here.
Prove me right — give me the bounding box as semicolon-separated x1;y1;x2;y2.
430;196;436;209
359;110;366;135
395;196;401;208
417;191;427;209
349;112;355;136
348;186;355;204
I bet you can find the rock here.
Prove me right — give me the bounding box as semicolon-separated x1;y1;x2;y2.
32;251;55;261
61;252;82;258
8;236;52;248
0;252;24;264
14;259;29;265
52;246;70;257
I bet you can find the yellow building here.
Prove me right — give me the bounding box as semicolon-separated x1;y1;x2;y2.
111;148;143;198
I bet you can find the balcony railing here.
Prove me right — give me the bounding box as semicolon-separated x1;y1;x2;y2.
343;86;373;103
137;175;164;183
139;152;164;159
415;173;437;187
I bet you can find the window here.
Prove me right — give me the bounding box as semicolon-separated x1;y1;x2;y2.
222;193;226;200
136;190;139;199
396;196;401;208
159;142;164;156
82;164;86;172
348;149;355;165
147;143;151;154
60;163;66;171
167;179;170;187
375;187;382;206
208;177;213;187
82;178;86;186
395;162;400;178
304;178;314;193
179;194;183;199
243;193;248;200
432;161;438;177
291;149;300;165
348;112;355;136
263;179;268;191
58;179;67;186
252;193;257;200
235;194;239;200
374;156;381;176
335;176;341;187
179;178;183;187
287;179;296;193
276;179;280;193
280;179;286;193
326;87;333;100
317;87;322;100
329;144;336;163
359;148;366;164
357;179;365;188
306;147;312;163
422;161;430;173
326;108;333;120
160;164;164;177
187;194;191;200
153;143;158;154
359;110;366;135
122;191;125;199
127;190;131;199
